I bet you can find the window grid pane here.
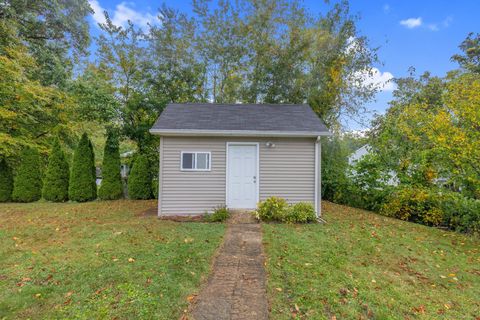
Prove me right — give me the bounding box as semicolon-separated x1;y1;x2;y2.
182;153;194;169
196;153;209;170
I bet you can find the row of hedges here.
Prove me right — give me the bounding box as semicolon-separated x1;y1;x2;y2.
330;180;480;235
380;186;480;234
0;133;155;203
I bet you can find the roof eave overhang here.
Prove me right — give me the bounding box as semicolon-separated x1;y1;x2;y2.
149;129;333;137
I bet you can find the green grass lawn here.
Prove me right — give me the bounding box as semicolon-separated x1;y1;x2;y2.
263;201;480;319
0;200;225;320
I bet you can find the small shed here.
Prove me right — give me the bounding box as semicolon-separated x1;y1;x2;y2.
149;103;331;216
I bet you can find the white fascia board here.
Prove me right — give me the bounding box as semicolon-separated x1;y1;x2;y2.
149;129;333;137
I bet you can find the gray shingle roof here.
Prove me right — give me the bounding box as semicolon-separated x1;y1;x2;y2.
150;103;330;136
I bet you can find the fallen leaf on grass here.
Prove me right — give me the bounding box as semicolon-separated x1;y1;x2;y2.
276;287;283;292
186;294;196;302
128;258;135;263
412;305;426;314
339;288;349;296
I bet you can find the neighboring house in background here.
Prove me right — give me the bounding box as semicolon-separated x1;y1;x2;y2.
149;103;331;216
96;167;102;186
348;144;371;166
348;144;399;186
120;151;134;179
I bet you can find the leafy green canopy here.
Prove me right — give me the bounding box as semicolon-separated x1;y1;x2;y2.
0;158;13;202
0;0;92;86
12;147;43;202
127;155;152;200
0;23;74;158
92;0;379;158
98;131;123;200
42;139;70;202
69;133;97;202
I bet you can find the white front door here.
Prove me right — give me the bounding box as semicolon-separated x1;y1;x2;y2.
227;144;258;209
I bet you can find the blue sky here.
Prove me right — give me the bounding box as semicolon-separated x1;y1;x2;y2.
87;0;480;129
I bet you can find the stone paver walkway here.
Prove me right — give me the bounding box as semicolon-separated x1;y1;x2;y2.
189;211;268;320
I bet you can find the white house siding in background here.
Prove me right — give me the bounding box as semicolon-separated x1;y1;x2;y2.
348;144;398;186
158;136;317;215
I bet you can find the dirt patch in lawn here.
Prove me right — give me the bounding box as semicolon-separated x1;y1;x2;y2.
158;215;204;222
139;207;205;222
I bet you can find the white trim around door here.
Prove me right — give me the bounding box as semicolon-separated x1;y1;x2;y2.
225;142;260;209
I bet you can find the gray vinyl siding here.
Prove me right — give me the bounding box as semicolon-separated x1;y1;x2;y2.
159;136;316;215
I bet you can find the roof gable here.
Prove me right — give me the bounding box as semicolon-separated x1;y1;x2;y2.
150;103;331;137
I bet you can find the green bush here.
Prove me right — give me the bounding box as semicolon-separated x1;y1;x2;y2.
284;202;317;223
128;154;152;200
440;192;480;234
256;196;288;221
256;197;317;223
204;206;230;222
69;133;97;202
380;187;443;226
12;147;42;202
98;131;123;200
42;139;69;202
0;158;13;202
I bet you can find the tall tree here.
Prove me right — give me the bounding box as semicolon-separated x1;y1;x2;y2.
96;17;161;151
98;130;123;200
0;0;92;86
69;133;97;202
148;5;205;103
451;32;480;74
193;0;246;102
68;64;120;123
190;0;378;129
42;139;69;202
12;147;42;202
0;158;13;202
368;33;480;199
0;22;74;158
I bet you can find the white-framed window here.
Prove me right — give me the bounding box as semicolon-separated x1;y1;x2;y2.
181;151;211;171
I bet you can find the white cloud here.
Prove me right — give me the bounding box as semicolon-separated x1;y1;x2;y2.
383;4;390;13
427;24;439;31
357;67;395;92
442;16;453;27
89;0;106;25
400;17;422;29
89;0;156;29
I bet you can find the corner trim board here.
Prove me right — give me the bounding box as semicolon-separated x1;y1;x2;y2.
158;136;163;216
